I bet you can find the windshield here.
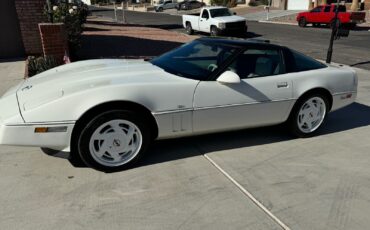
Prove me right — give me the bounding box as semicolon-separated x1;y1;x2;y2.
210;8;233;18
150;40;239;80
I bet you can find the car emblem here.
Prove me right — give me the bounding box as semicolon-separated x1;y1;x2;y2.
21;85;33;91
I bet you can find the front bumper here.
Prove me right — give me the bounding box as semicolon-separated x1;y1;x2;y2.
0;86;74;151
350;19;365;24
0;122;75;151
218;25;248;35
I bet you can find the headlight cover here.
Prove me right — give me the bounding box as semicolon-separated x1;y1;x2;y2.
218;22;226;29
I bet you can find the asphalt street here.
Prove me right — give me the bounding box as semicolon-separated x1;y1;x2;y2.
90;7;370;70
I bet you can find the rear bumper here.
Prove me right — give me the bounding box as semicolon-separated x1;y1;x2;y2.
0;122;75;151
331;91;357;111
349;19;365;24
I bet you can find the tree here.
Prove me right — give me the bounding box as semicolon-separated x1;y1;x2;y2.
351;0;359;11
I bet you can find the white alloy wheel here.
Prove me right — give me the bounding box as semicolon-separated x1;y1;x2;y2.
89;119;143;167
297;97;326;133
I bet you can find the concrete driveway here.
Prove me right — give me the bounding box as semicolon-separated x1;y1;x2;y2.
1;62;370;229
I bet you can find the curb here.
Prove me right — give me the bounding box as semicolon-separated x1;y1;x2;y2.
258;20;297;26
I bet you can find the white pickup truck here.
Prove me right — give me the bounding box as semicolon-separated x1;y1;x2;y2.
182;6;247;36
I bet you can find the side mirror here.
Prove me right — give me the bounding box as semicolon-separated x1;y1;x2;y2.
217;71;241;84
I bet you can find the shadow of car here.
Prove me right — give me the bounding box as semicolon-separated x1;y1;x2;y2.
42;102;370;171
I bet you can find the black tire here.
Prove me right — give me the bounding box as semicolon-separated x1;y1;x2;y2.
210;26;219;36
288;94;329;138
298;17;307;27
157;7;163;12
186;22;193;35
312;23;319;27
77;110;151;172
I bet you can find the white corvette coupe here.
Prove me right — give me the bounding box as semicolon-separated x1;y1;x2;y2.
0;38;357;171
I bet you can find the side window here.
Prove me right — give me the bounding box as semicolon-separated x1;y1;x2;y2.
201;10;209;19
311;7;322;13
324;6;331;12
228;49;283;79
284;49;327;73
334;5;346;12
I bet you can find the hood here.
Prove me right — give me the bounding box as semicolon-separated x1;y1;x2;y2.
215;15;246;23
16;59;185;111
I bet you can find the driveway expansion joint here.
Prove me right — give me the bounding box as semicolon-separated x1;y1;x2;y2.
202;153;291;230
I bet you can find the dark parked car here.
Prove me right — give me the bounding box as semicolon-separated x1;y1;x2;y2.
177;0;205;10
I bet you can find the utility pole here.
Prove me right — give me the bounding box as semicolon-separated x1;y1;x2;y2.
326;0;340;64
122;1;126;23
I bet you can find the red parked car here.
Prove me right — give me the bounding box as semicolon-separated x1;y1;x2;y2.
296;4;366;28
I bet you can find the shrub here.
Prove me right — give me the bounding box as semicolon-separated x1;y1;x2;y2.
27;56;58;77
45;2;89;58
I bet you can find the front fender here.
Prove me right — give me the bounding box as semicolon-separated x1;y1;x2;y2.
20;82;197;123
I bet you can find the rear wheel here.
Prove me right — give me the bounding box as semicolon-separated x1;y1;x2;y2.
288;94;329;137
186;22;194;35
77;110;151;172
298;17;307;27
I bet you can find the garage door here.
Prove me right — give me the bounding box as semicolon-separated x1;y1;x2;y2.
0;0;25;59
287;0;310;10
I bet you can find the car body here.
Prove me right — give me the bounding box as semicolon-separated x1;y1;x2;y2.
176;0;187;10
183;6;247;36
297;4;366;28
155;0;178;12
0;38;357;171
177;0;205;10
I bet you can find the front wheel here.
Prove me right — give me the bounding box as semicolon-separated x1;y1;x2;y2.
210;26;219;36
298;18;307;27
77;110;151;172
288;95;329;138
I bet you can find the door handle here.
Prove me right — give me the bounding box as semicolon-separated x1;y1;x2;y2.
277;82;288;88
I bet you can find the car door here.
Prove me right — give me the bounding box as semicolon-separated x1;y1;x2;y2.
164;0;175;9
193;47;294;134
199;9;210;32
308;6;322;23
322;5;333;23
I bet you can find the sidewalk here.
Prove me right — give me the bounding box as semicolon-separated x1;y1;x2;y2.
0;60;25;96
